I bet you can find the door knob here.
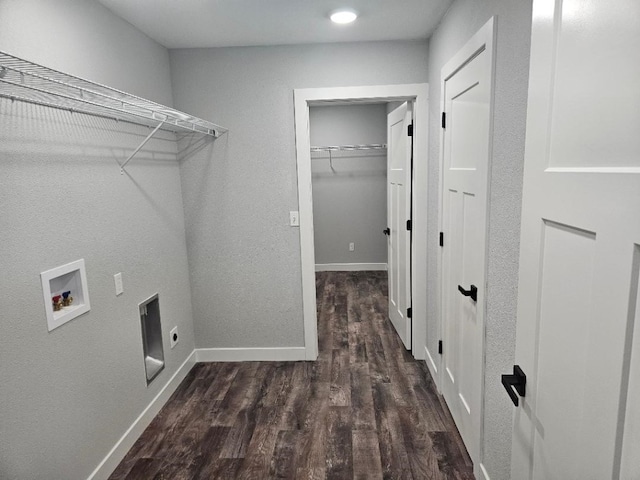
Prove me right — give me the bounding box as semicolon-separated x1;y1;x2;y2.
501;365;526;407
383;228;390;236
457;284;478;302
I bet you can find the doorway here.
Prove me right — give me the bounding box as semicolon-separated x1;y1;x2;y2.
294;84;429;361
310;103;389;274
309;101;413;349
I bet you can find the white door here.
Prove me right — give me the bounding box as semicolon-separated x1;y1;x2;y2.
387;102;412;349
510;1;640;479
440;19;494;466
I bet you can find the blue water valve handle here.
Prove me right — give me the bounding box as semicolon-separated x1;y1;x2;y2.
62;291;71;299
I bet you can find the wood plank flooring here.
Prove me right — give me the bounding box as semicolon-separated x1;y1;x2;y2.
110;271;473;479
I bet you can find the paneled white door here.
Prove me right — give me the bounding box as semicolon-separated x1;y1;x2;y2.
387;102;412;349
510;1;640;479
440;19;494;466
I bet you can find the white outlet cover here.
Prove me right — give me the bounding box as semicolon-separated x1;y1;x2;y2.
170;326;178;348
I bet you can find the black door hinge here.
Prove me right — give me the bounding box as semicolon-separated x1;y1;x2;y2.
438;340;443;354
441;112;446;129
407;307;412;318
408;124;413;136
439;232;444;247
406;219;412;231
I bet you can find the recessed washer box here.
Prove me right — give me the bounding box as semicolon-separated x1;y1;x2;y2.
41;259;90;332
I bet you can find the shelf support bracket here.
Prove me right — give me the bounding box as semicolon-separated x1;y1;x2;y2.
120;121;164;174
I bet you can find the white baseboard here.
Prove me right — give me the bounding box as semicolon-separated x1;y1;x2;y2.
195;347;307;362
87;350;196;480
315;263;387;272
478;463;491;480
425;345;439;388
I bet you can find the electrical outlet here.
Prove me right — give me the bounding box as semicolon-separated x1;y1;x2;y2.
114;273;123;296
349;242;355;251
170;326;178;348
289;210;300;227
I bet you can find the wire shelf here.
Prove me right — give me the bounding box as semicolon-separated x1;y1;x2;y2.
310;144;387;153
0;50;226;137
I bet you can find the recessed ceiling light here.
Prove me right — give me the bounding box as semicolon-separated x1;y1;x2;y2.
330;9;358;24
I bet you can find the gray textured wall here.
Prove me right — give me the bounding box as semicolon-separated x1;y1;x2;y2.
310;104;388;266
171;41;428;349
0;1;195;479
426;1;532;478
0;0;174;106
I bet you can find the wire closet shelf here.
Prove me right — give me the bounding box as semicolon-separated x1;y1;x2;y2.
0;50;227;137
310;143;387;154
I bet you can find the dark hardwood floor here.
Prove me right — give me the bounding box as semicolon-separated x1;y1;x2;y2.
110;271;473;479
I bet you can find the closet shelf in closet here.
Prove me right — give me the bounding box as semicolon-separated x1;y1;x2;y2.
0;50;227;138
310;143;387;153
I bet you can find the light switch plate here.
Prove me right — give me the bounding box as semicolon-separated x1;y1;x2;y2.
289;211;300;227
114;273;123;296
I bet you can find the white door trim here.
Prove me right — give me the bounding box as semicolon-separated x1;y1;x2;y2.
436;17;496;476
294;83;429;360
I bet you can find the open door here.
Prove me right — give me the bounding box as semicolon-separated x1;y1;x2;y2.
386;102;412;350
509;1;640;478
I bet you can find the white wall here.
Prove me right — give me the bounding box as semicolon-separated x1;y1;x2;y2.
0;1;195;479
310;104;388;266
426;1;532;478
172;41;428;349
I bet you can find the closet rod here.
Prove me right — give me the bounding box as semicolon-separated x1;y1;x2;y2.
0;91;168;131
310;143;387;152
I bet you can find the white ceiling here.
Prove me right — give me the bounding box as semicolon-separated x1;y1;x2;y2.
97;0;453;49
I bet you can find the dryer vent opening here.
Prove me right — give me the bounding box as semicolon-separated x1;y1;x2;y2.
139;294;164;384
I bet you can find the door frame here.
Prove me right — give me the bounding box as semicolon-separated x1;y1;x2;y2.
434;17;496;477
294;83;429;360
